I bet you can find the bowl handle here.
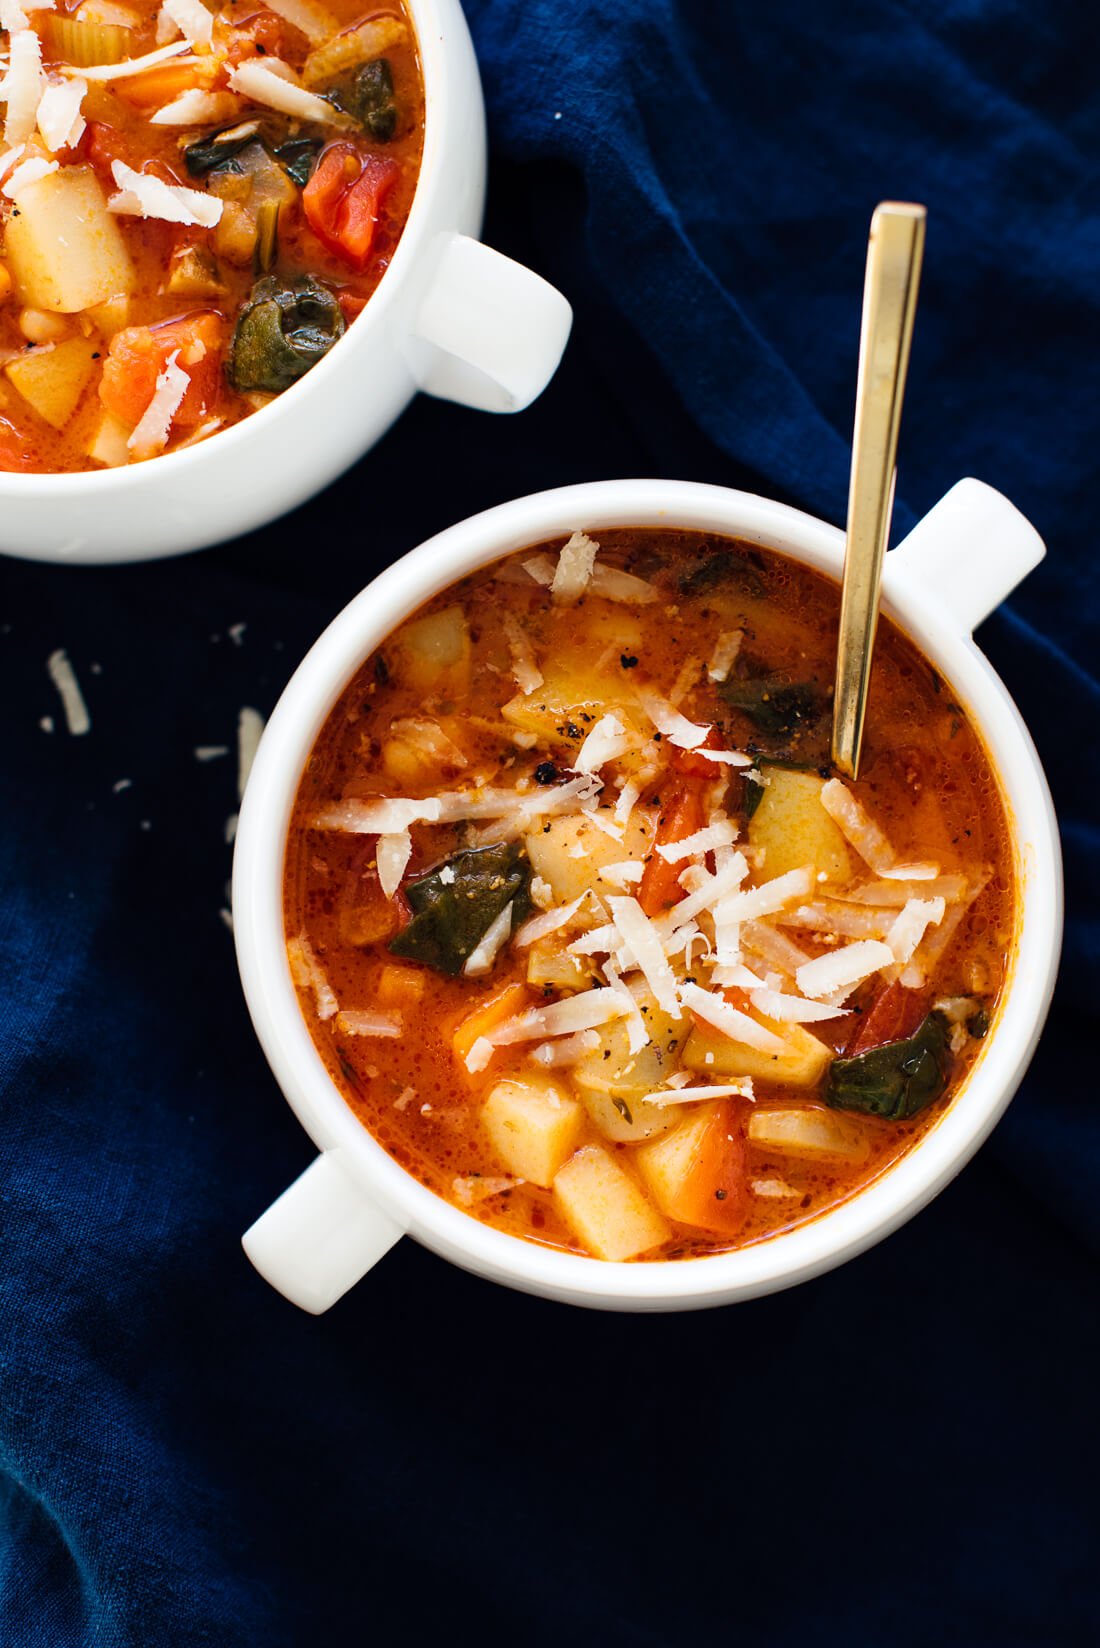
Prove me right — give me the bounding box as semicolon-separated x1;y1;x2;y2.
241;1150;406;1314
885;478;1046;634
408;232;573;413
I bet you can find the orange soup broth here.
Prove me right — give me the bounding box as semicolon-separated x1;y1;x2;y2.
284;531;1016;1260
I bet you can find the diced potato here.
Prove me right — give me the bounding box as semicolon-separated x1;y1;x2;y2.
572;599;644;656
4;167;135;313
381;717;467;786
573;990;686;1136
214;201;259;268
553;1145;670;1260
524;807;656;904
87;294;131;335
579;1085;679;1144
452;981;530;1070
748;768;851;882
394;605;471;694
483;1075;584;1188
636;1101;747;1236
748;1105;871;1163
683;1011;831;1088
525;939;595;993
85;408;132;468
502;662;635;749
4;337;100;429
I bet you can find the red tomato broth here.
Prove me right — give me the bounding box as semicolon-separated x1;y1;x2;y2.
283;530;1017;1262
0;2;424;472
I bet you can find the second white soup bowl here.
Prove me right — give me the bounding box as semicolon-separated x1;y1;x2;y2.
233;477;1062;1313
0;0;572;565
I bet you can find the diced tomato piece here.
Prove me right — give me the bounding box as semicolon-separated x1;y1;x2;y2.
224;10;285;61
0;416;34;472
99;312;224;431
85;122;185;187
670;725;726;778
303;143;399;271
846;981;929;1056
638;781;705;916
660;1100;749;1238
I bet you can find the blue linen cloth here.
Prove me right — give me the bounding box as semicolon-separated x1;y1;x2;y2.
2;1;1097;1641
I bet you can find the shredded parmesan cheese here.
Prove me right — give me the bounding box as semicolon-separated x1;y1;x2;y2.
67;41;191;81
795;939;895;1001
237;706;265;800
885;897;946;965
748;988;848;1023
228;57;347;125
376;830;411;899
127;347;189;455
637;689;709;749
501;612;542;695
335;1009;402;1037
1;153;55;194
820;778;939;880
574;712;631;774
589;564;658;604
109;158;222;226
654;817;739;863
529;1030;601;1067
150;88;243;125
678;982;787;1052
36;75;86;152
462;901;515;978
550;530;599;603
287;933;338;1020
707;629;743;683
158;0;212;47
46;648;90;735
607;895;680;1015
1;27;43;145
644;1080;755;1106
514;892;592;948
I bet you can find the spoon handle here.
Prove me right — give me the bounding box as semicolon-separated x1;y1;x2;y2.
832;201;926;779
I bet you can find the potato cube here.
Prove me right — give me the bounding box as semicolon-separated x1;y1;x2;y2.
5;337;100;429
748;768;852;882
683;1012;831;1088
524;807;656;904
482;1076;583;1188
748;1105;871;1162
552;1144;670;1260
394;605;470;693
525;939;595;993
4;167;135;313
85;409;132;468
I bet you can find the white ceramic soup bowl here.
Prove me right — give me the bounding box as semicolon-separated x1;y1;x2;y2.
234;476;1062;1313
0;0;571;566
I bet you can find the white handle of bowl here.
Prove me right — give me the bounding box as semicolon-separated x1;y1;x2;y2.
409;232;573;413
242;1150;406;1314
886;477;1045;635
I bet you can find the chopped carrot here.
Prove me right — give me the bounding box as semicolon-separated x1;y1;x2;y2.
452;981;530;1070
112;61;218;112
99;311;224;430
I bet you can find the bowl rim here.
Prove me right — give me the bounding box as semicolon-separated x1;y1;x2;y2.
0;0;460;496
232;477;1063;1307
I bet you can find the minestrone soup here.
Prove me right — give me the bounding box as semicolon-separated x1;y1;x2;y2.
283;530;1016;1263
0;1;422;471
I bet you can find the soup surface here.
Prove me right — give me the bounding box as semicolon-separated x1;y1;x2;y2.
0;1;422;471
284;530;1016;1263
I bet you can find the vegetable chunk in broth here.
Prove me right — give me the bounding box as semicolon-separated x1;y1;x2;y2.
0;1;423;471
283;530;1016;1263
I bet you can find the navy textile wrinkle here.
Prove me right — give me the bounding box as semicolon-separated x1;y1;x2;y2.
1;1;1097;1642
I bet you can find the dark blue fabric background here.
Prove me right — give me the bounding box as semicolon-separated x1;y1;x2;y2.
2;2;1097;1642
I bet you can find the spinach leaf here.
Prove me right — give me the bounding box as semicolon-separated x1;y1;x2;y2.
719;676;825;741
325;58;398;142
184;129;259;177
679;546;764;599
389;842;532;976
226;275;345;393
274;137;323;187
825;1012;951;1121
742;772;765;820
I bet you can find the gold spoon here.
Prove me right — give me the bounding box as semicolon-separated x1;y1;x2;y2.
831;201;926;779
